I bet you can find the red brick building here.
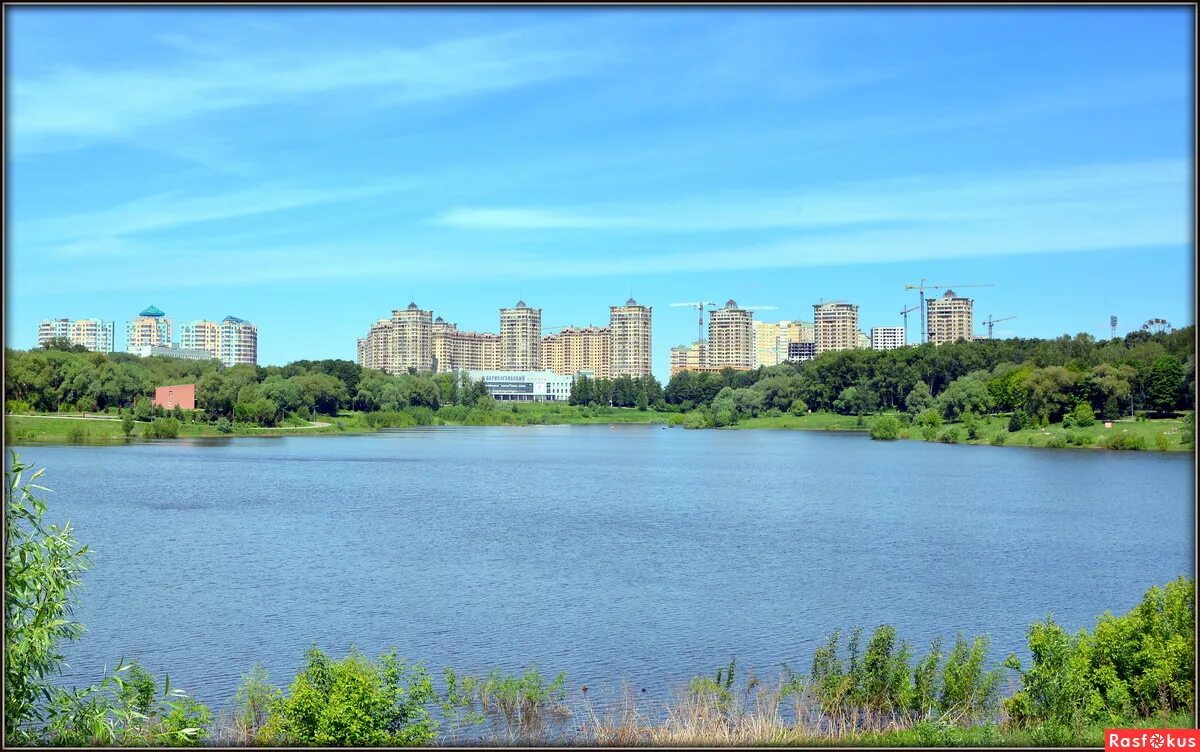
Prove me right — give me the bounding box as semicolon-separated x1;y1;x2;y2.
153;383;196;410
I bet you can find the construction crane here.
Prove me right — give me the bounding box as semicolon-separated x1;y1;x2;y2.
670;301;717;343
903;280;995;343
900;304;921;346
980;314;1016;340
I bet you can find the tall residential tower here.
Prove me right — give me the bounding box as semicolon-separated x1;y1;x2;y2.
500;300;542;370
609;298;653;377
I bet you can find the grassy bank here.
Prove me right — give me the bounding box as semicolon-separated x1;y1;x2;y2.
733;411;1194;452
4;404;674;444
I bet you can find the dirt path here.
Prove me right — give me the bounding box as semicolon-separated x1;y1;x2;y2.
245;421;332;430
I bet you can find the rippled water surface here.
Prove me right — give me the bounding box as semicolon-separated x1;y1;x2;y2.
13;426;1194;711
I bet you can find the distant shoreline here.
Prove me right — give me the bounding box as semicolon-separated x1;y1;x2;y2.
5;409;1193;453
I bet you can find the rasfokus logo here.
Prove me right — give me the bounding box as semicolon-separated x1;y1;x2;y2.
1107;729;1200;750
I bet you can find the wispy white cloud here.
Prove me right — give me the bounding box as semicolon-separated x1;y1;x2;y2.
15;158;1189;296
433;159;1191;234
10;27;607;156
16;179;416;257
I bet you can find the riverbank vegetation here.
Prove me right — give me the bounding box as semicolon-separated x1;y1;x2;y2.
5;326;1194;450
4;454;1194;746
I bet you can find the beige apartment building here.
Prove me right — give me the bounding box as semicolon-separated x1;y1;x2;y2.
500;300;542;370
432;318;501;372
609;298;652;377
752;320;814;368
813;302;860;354
38;318;115;353
126;305;172;351
708;300;754;369
926;290;974;345
358;319;395;373
357;303;434;374
391;303;434;372
180;320;221;356
541;326;611;379
669;341;708;376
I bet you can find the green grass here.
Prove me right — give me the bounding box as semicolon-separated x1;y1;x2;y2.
732;410;1193;453
969;413;1192;452
4;405;675;444
733;412;866;431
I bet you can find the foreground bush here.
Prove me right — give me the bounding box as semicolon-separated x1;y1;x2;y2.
258;647;438;746
1004;577;1194;734
868;415;901;440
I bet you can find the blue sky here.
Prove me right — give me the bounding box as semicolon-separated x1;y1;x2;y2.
6;7;1194;381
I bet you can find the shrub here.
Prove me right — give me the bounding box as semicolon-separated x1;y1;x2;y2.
6;399;32;414
144;417;181;439
1008;410;1029;432
937;428;961;444
921;425;938;442
1004;578;1194;734
216;418;233;434
1062;414;1075;429
1182;412;1194;445
132;396;153;422
260;646;438;746
4;454;91;744
1046;434;1068;449
121;413;135;437
1101;433;1147;451
66;427;87;443
1073;402;1096;427
915;409;942;429
990;432;1008;446
682;411;710;429
1066;432;1093;447
1154;434;1171;451
363;411;418;429
869;415;901;440
45;660;211;746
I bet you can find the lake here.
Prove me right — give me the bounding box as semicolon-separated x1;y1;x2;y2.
10;425;1194;718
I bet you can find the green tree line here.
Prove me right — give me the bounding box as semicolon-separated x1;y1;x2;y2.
663;328;1195;426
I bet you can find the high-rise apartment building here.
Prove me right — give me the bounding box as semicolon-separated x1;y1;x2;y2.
787;341;816;363
857;330;871;350
752;320;814;368
126;305;172;351
871;326;906;351
669;342;708;376
500;300;541;370
609;298;652;377
813;302;860;354
357;304;434;374
708;300;754;369
180;320;221;356
358;319;395;373
432;317;501;372
219;316;258;366
541;326;611;379
37;318;115;353
390;303;434;373
926;290;974;345
179;316;258;366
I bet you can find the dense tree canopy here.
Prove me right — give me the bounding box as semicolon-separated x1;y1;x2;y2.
661;327;1195;420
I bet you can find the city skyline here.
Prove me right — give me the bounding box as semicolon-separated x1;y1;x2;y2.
6;7;1194;382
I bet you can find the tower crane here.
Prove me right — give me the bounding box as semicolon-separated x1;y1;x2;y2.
900;304;920;346
980;314;1016;340
669;301;717;343
903;280;995;343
